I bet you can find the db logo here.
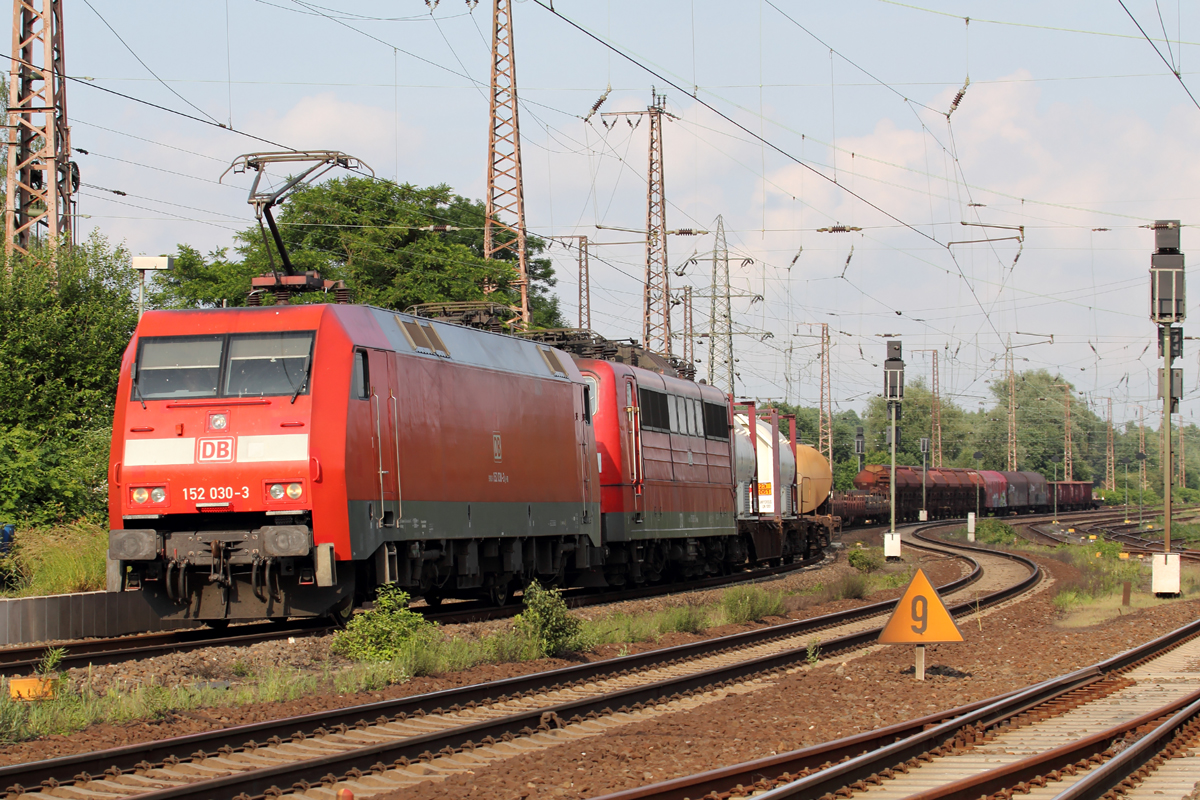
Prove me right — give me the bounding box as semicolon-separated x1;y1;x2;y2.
198;438;234;462
493;432;502;462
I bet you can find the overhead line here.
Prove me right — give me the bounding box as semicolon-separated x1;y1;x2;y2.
1117;0;1200;112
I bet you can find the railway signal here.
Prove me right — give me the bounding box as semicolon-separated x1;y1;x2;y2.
1149;220;1184;596
878;567;963;681
884;340;904;560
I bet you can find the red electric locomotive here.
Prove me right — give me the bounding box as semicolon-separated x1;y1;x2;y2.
106;304;834;622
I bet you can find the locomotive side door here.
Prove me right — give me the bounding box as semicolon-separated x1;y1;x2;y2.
624;377;644;518
368;349;399;527
576;381;596;523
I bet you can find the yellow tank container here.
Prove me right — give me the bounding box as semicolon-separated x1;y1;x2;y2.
794;444;833;513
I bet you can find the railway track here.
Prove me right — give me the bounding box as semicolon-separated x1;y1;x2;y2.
599;577;1200;800
0;523;1036;800
0;543;841;677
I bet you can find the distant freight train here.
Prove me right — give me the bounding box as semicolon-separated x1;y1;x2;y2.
105;303;838;623
837;465;1097;524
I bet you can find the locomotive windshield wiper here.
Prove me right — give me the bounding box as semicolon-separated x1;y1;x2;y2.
131;363;146;409
290;356;312;404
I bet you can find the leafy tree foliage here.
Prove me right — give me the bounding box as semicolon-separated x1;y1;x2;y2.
0;235;138;523
153;177;564;327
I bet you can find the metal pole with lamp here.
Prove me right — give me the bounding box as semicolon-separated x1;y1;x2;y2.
131;256;175;318
1150;220;1184;597
884;341;904;561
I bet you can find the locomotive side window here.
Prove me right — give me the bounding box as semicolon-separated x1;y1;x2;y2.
352;350;370;399
691;399;703;437
224;332;315;398
667;394;679;433
582;375;598;420
637;387;670;432
703;401;730;440
135;336;223;399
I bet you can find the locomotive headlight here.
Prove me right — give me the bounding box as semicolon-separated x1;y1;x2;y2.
286;482;303;500
150;487;166;503
131;487;149;504
269;483;285;500
209;413;228;430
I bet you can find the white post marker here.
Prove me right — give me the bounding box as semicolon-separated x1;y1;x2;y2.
1153;552;1181;596
967;512;976;542
918;509;928;522
131;256;175;319
878;568;964;681
883;531;901;560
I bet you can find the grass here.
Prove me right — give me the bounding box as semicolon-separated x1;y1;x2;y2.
0;572;908;743
0;661;412;743
0;520;107;596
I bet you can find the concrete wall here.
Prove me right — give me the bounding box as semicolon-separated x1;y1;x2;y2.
0;591;199;646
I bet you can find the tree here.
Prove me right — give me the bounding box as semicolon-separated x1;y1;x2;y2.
152;177;565;327
0;234;138;523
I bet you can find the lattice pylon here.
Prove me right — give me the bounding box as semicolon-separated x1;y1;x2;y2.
577;236;589;331
1106;397;1115;491
5;0;74;256
1053;383;1074;481
818;323;832;465
708;215;734;394
1006;337;1017;471
643;91;669;355
483;0;529;325
915;349;943;469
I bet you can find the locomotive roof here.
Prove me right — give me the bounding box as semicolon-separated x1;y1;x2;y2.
135;303;585;385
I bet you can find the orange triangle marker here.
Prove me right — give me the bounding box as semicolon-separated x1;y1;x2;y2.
878;568;964;644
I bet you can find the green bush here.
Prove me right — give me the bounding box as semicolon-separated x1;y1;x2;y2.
974;520;1016;546
514;581;586;657
847;547;884;573
0;236;139;526
719;585;785;624
330;585;439;662
828;572;869;600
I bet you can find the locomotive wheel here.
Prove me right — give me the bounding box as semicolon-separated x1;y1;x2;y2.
423;592;443;608
328;596;355;628
487;580;515;607
206;619;230;631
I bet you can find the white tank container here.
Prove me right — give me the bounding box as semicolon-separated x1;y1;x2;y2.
733;414;796;517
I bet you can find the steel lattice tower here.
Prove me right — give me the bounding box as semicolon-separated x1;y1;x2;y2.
1053;383;1074;481
643;90;670;354
1106;397;1116;491
552;235;590;330
674;285;694;365
484;0;529;325
708;214;734;393
915;349;943;468
818;323;832;465
1006;338;1017;471
5;0;73;256
576;236;589;330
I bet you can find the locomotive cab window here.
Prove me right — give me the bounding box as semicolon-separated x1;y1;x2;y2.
352;350;370;399
224;332;314;398
135;335;224;400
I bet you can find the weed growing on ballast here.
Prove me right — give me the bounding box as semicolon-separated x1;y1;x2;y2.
330;585;439;662
514;581;588;657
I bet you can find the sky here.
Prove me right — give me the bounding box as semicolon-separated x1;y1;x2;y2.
53;0;1200;432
